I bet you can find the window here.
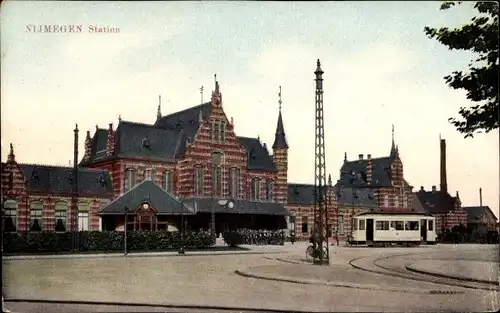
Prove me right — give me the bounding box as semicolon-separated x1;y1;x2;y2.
375;220;390;230
151;169;156;182
359;219;366;231
266;180;274;201
403;195;408;208
301;216;308;233
405;221;419;231
30;201;43;231
229;168;240;198
394;197;399;208
428;220;434;231
144;169;154;181
212;120;220;142
383;195;389;207
124;169;136;192
78;202;90;231
390;221;404;230
338;216;344;234
212;165;222;196
353;219;358;230
163;171;173;193
251;178;261;201
194;166;204;196
3;200;18;232
55;201;68;232
221;121;226;142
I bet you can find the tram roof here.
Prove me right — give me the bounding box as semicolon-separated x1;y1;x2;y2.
355;211;434;217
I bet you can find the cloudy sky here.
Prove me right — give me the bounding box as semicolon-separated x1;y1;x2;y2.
1;1;498;218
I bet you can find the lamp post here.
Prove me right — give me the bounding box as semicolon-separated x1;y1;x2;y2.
179;197;185;254
124;205;129;256
211;153;222;243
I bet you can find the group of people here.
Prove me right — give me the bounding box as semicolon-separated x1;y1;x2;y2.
234;229;286;245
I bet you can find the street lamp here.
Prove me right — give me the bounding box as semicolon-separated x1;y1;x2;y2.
179;197;185;254
124;205;129;256
211;153;222;243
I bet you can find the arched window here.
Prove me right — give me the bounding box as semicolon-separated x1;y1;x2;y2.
194;165;204;196
266;180;274;202
162;171;173;193
3;200;18;232
124;169;136;192
30;201;43;232
55;201;68;232
144;169;155;181
78;202;90;231
212;152;223;196
383;194;389;207
251;178;261;201
229;168;240;199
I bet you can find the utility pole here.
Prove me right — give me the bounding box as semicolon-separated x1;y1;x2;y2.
313;59;329;265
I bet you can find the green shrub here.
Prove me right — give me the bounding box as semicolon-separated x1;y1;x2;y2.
3;230;213;254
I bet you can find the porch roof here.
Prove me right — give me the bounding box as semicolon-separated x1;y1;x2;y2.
100;180;193;215
184;197;291;216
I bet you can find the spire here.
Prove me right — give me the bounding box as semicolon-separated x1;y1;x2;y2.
198;109;203;122
344;152;347;163
272;86;288;149
328;173;332;185
200;85;204;104
118;114;122;123
8;143;15;162
157;95;162;121
390;124;397;157
211;74;222;105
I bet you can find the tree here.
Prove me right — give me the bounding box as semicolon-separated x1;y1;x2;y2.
424;2;499;138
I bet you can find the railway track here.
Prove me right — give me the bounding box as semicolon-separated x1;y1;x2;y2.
349;252;499;292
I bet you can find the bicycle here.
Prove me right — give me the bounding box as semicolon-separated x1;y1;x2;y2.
305;245;328;262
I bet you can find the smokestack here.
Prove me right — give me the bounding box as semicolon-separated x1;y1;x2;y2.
480;187;483;207
440;138;447;193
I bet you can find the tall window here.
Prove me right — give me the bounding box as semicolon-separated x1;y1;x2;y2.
394;196;399;208
212;120;221;141
229;168;240;199
163;171;173;193
78;202;90;231
338;216;344;234
144;169;153;181
301;216;308;233
221;121;226;142
403;195;408;208
383;194;389;207
3;200;18;232
30;201;43;231
251;178;261;201
212;165;222;196
194;166;204;196
55;201;68;232
124;169;136;192
266;180;274;201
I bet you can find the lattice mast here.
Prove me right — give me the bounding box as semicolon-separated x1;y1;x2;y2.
313;59;329;265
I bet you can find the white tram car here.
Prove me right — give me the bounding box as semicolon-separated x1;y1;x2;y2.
349;212;436;246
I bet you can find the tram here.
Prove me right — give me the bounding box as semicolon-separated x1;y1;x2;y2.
348;212;436;246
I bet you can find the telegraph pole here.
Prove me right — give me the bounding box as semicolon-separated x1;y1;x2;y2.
72;124;79;253
313;59;329;265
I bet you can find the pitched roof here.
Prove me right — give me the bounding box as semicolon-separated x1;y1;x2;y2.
338;156;395;187
18;164;114;196
287;183;378;207
100;180;193;214
184;197;290;216
272;110;288;149
413;190;456;214
237;137;277;172
409;193;426;213
462;206;498;224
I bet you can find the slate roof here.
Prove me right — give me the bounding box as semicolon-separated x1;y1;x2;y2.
100;180;193;215
17;164;114;196
413;190;457;214
272;110;288;149
82;101;278;172
462;206;498;224
287;183;378;208
338;156;395;187
237;137;277;172
183;197;290;216
409;194;426;213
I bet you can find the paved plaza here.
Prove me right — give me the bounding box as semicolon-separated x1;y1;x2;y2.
3;243;499;312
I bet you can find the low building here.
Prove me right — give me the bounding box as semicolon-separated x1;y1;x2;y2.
463;206;498;235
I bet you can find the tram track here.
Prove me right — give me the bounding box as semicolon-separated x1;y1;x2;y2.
349;252;499;292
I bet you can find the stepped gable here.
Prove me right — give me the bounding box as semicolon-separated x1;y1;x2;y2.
237;137;277;172
18;163;113;196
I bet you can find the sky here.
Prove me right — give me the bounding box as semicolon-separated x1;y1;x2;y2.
1;1;498;219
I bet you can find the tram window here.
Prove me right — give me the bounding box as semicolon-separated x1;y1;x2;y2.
405;221;419;230
359;219;365;230
428;220;434;231
376;221;389;230
353;219;358;231
391;221;404;230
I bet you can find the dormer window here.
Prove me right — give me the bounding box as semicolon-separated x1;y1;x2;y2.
141;138;151;149
32;171;40;181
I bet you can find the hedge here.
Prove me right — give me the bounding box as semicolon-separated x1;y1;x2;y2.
223;229;286;247
2;231;213;254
